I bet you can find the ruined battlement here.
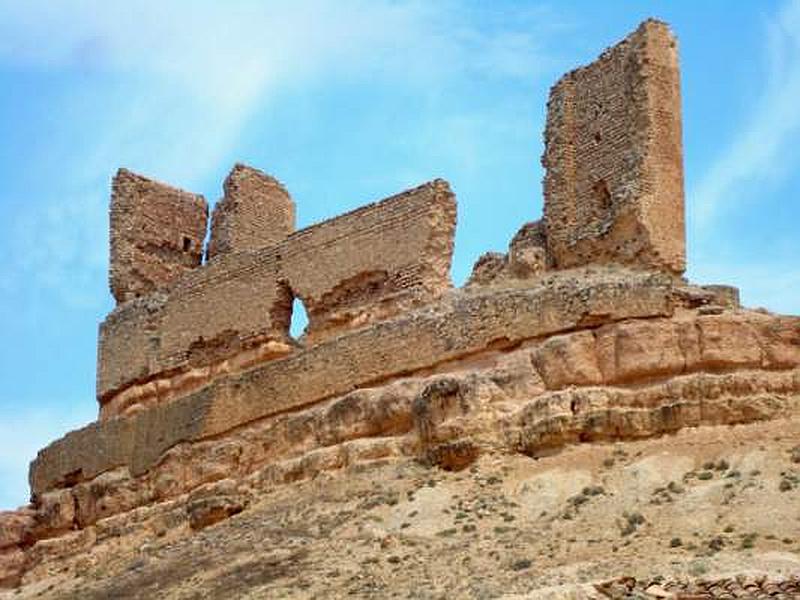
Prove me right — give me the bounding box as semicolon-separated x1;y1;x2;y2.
109;169;209;304
97;21;684;421
7;21;795;593
207;164;295;260
98;176;456;417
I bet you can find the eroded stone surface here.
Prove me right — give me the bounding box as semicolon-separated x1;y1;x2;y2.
206;164;295;260
6;418;800;598
37;269;676;495
542;20;684;274
98;179;456;412
109;169;208;304
5;18;800;597
467;221;549;287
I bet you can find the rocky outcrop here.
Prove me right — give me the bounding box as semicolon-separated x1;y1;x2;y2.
3;18;798;598
5;278;799;589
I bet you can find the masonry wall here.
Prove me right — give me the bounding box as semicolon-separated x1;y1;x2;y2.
109;169;208;303
97;246;294;403
207;164;295;260
542;19;685;275
97;178;457;415
37;270;678;495
281;179;456;342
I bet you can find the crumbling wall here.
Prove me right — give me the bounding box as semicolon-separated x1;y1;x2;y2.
109;169;208;303
97;247;293;409
542;19;684;275
96;293;167;405
281;179;456;341
207;164;295;260
97;178;457;415
37;271;800;497
158;248;292;372
99;18;684;425
38;269;679;495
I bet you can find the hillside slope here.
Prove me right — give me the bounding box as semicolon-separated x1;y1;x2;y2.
6;416;800;599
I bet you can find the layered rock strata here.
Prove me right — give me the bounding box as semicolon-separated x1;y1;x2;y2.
3;270;799;588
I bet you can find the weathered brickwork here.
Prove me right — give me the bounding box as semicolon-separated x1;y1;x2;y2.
542;19;685;274
97;179;456;410
109;169;208;304
207;164;295;260
281;179;456;342
97;247;293;406
36;269;677;494
29;270;800;497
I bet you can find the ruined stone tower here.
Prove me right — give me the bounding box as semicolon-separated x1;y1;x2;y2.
542;19;685;275
207;164;296;261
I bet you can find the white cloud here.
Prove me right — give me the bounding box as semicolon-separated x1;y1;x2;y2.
0;0;560;306
692;0;800;226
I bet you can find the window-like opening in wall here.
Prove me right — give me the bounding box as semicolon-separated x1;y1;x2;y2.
593;180;612;211
182;236;192;252
290;297;309;340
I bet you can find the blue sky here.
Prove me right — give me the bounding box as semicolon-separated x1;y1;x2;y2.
1;0;799;509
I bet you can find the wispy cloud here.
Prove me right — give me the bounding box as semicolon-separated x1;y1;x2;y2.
0;0;560;307
692;0;800;226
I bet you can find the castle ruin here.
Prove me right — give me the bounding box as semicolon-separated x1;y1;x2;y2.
2;19;799;593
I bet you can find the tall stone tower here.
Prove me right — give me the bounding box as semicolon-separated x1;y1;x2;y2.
542;19;685;275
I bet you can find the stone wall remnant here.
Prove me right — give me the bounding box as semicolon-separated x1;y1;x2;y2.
280;179;456;342
97;178;456;415
207;164;295;260
466;220;548;287
37;269;678;495
109;169;208;304
542;19;685;275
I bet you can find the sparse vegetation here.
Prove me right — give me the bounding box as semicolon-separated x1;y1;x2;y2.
620;512;645;537
706;536;725;553
510;558;532;571
741;533;758;549
689;560;708;576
